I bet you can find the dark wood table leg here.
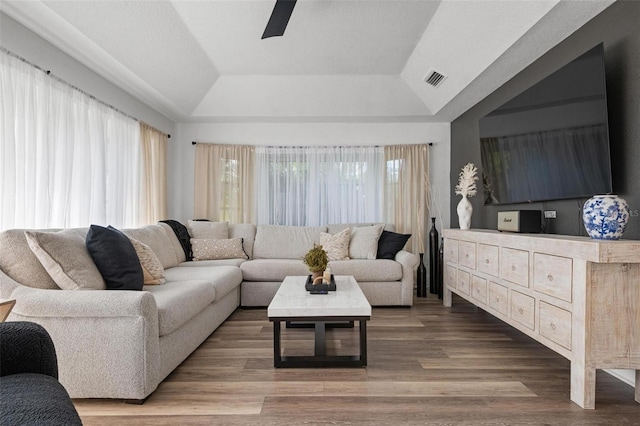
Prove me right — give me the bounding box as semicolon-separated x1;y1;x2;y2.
273;320;282;367
315;321;326;356
359;319;367;366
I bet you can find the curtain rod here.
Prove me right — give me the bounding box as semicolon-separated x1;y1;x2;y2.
193;142;433;146
1;47;170;139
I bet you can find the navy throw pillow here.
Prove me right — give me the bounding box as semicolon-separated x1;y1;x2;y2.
86;225;144;291
377;230;411;260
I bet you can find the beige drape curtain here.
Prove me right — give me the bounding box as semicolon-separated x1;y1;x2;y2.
140;123;168;224
384;144;430;255
193;143;255;223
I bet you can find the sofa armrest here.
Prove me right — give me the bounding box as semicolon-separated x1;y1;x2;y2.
0;321;58;378
9;285;157;319
395;250;419;269
6;285;161;399
395;250;419;306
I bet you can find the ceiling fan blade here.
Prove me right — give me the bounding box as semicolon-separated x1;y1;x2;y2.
261;0;297;39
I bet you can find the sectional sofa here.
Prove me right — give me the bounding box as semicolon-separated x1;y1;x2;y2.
0;221;418;401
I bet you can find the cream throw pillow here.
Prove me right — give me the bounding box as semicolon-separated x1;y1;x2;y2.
187;220;229;239
349;224;385;260
320;228;350;260
191;238;248;261
25;230;106;290
129;238;166;285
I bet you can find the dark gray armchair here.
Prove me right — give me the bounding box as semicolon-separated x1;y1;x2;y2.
0;321;82;425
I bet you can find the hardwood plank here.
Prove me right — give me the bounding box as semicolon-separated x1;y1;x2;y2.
74;296;640;425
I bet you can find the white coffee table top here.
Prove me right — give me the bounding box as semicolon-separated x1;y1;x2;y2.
267;275;372;318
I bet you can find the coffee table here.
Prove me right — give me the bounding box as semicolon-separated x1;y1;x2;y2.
267;275;371;368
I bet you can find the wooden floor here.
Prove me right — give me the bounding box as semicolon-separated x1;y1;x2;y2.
74;294;640;425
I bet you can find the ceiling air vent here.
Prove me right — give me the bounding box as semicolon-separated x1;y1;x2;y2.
424;68;447;87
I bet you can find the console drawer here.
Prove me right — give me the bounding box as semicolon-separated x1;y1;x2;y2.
478;243;499;277
445;264;457;289
534;253;572;302
501;247;529;288
457;269;470;295
489;281;508;316
539;301;572;350
471;275;487;304
459;241;477;270
445;239;459;264
510;290;535;330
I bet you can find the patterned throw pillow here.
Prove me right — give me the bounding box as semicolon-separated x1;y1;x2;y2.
319;228;350;260
191;238;249;261
129;238;166;285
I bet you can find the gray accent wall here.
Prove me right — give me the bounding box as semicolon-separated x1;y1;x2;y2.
450;1;640;240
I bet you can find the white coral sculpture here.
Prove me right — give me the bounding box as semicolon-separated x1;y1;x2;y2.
455;163;478;198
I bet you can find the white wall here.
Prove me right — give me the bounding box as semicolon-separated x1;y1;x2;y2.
169;122;451;226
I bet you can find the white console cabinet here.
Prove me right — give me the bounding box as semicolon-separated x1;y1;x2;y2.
443;229;640;409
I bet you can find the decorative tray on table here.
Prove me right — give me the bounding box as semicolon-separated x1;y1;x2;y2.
305;275;336;293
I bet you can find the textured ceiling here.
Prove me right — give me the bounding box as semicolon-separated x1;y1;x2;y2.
0;0;615;123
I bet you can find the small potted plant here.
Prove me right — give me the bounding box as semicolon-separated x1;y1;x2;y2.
303;244;328;281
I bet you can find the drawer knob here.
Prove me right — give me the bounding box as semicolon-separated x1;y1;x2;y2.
485;259;490;264
511;265;516;271
547;274;554;282
518;308;524;315
550;323;556;331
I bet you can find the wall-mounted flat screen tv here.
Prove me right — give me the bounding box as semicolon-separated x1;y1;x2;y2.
479;43;612;205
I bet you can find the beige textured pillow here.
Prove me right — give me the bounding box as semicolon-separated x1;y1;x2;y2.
129;238;166;285
187;220;229;239
320;228;350;260
191;238;248;261
349;224;384;259
25;230;106;290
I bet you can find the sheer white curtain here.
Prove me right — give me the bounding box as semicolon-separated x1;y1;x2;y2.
0;50;141;230
255;146;384;226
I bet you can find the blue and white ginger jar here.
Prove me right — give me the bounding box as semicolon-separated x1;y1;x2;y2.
582;194;629;240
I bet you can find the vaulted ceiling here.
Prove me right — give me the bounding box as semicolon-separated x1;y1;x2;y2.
1;0;614;123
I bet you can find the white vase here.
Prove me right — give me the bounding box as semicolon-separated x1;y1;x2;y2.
457;195;472;230
582;194;629;240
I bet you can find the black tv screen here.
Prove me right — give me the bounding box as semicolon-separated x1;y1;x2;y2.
479;44;612;205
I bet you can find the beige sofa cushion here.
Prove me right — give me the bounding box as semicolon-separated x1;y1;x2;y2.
123;225;178;269
253;225;326;259
25;229;106;290
328;223;395;234
144;280;216;337
187;220;228;239
0;229;61;289
349;224;384;259
329;259;402;281
163;265;242;302
240;259;310;281
229;223;256;259
157;222;187;264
